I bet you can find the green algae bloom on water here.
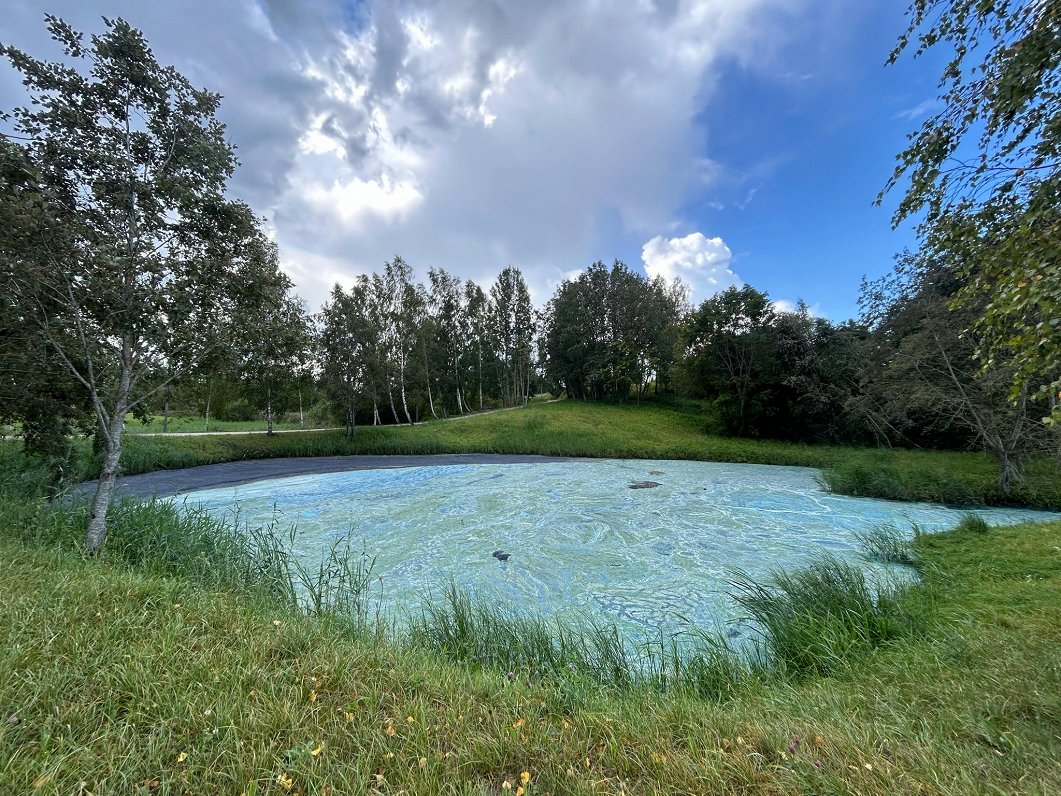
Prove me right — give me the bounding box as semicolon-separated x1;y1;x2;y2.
180;460;1056;638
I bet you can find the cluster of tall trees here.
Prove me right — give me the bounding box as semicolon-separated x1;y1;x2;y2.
318;260;536;433
542;261;686;401
676;287;866;442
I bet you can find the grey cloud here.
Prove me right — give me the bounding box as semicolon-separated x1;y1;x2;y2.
1;0;815;310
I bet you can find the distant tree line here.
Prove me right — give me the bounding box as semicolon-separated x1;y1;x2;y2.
317;260;537;433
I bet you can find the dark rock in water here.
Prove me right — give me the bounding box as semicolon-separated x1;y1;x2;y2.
495;552;511;562
649;470;665;476
726;628;742;639
491;549;503;558
629;481;662;489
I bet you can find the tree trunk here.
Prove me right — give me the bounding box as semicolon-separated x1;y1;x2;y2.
163;399;169;433
399;358;413;425
388;384;400;424
346;399;356;438
84;357;132;554
299;389;304;428
85;428;123;554
373;399;380;426
266;384;274;435
204;390;211;433
996;448;1021;495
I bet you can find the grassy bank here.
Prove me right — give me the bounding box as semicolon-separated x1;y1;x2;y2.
70;401;1056;508
1;468;1059;793
124;415;336;435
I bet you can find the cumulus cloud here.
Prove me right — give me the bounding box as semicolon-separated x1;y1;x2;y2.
0;0;808;308
641;232;741;303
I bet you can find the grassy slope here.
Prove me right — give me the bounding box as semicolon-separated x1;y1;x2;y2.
124;416;332;434
1;520;1059;795
109;400;1060;509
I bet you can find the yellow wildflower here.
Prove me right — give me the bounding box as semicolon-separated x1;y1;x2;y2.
385;725;396;737
520;771;531;786
176;752;188;764
311;745;323;758
277;772;293;791
309;690;318;703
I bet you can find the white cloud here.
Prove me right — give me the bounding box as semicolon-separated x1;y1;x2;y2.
0;0;810;309
772;298;822;316
641;232;741;303
894;98;939;120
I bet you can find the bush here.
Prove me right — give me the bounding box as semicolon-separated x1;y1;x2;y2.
216;399;258;422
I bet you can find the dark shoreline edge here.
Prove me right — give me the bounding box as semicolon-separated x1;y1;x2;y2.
77;454;590;501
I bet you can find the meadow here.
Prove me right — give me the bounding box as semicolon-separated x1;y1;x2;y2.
2;400;1059;793
0;447;1059;794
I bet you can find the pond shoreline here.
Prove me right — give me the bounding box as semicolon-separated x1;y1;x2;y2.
80;453;591;500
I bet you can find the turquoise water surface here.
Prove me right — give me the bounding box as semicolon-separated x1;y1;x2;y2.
180;460;1056;637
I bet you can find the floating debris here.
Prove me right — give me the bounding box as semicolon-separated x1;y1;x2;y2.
629;481;662;489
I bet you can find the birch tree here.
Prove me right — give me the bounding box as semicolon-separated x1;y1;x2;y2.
886;0;1060;415
0;17;273;551
490;266;534;405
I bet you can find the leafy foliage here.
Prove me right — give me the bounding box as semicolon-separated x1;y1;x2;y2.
543;260;685;402
886;0;1060;412
0;16;287;549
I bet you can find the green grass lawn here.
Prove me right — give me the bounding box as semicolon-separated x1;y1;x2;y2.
124;415;336;434
3;404;1060;793
105;400;1061;509
1;507;1058;794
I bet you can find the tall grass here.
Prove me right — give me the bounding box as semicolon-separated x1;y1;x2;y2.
955;512;991;533
730;556;920;679
405;586;747;701
854;522;923;568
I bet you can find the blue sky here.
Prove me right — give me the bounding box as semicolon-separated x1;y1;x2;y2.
0;1;949;319
600;3;949;320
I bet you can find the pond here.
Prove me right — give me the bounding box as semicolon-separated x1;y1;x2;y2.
179;459;1056;638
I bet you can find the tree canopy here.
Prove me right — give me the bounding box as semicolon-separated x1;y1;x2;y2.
0;16;288;550
886;0;1060;416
